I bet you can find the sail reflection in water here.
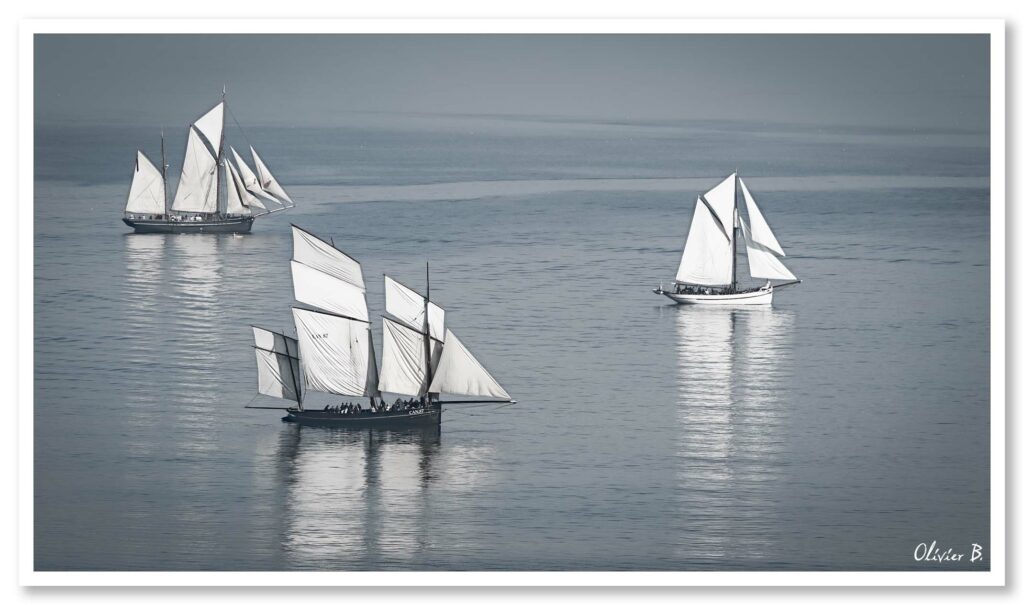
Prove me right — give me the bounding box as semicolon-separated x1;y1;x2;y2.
673;307;794;564
275;426;440;569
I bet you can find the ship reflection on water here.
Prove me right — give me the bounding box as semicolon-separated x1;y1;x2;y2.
673;307;794;565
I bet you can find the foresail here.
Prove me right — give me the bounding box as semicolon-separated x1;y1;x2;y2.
292;308;379;398
292;226;366;289
675;197;734;286
739;177;785;256
378;317;441;397
170;127;219;213
384;275;446;341
125;151;165;215
251;147;293;205
291;261;369;322
741;216;797;282
252;327;300;402
224;161;251;215
428;329;511;400
193;101;225;155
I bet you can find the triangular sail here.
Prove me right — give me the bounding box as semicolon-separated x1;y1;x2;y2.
125;151;165;215
231;147;281;205
193;101;225;156
675;196;734;286
740;216;797;282
292;308;379;398
378;317;441;397
702;173;737;233
251;146;293;205
384;275;446;342
224;161;251;216
292;226;366;289
170;127;219;213
739;177;785;257
428;329;511;400
252;327;301;403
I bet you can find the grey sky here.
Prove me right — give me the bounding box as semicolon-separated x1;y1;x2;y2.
34;34;989;131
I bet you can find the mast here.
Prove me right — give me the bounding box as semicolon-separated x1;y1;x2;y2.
423;262;433;404
217;86;227;217
285;329;303;411
161;128;168;218
731;170;739;292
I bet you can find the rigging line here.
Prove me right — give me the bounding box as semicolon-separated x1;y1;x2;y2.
225;103;255;151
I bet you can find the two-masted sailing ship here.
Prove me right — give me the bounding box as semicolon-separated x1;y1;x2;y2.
122;91;294;234
249;225;515;427
654;173;800;306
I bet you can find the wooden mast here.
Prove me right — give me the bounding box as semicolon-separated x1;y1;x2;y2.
731;171;739;293
423;262;434;405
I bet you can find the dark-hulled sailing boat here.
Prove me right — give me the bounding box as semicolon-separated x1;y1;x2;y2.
122;90;294;233
249;225;515;427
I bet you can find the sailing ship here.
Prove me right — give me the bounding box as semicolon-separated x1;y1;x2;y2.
654;172;800;306
249;225;515;427
122;90;295;234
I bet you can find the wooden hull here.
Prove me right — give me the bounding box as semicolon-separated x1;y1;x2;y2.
123;216;255;234
282;406;442;428
655;286;774;306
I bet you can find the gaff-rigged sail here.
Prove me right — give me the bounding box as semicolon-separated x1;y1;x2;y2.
428;329;511;400
252;326;301;403
170;127;219;214
384;275;446;342
125;151;165;215
292;308;379;398
378;317;442;397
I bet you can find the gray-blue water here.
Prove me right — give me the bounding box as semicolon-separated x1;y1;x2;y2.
34;114;990;571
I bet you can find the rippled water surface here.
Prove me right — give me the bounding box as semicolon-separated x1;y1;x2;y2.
34;116;990;570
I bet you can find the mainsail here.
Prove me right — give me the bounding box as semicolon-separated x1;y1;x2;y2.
384;275;446;341
170;127;219;214
675;194;734;286
428;329;511;400
125;151;165;215
378;317;442;397
252;327;301;402
292;308;379;398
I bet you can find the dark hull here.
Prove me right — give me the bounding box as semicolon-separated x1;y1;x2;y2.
123;216;255;234
283;406;442;428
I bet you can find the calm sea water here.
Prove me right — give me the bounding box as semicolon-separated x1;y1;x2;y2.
34;114;990;571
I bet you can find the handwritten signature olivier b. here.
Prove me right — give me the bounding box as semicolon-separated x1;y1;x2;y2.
914;541;984;564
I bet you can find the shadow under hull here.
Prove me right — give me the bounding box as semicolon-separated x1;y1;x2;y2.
123;216;255;234
282;406;442;428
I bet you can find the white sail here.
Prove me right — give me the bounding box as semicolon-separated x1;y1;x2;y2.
252;327;300;402
384;275;446;341
224;161;251;216
292;308;379;398
741;216;797;282
291;261;369;322
428;329;511;400
251;146;293;205
292;226;366;289
253;326;299;357
231;146;280;205
255;349;301;402
379;317;441;397
675;196;734;286
193;101;225;155
703;173;737;232
125;151;165;215
170;127;219;213
739;177;785;257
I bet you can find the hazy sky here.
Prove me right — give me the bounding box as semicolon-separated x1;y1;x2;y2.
34;34;989;131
